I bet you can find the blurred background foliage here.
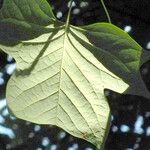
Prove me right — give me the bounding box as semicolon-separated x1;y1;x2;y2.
0;0;150;150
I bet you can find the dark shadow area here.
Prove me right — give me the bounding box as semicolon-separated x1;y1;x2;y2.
15;29;60;76
105;89;150;150
0;21;60;46
0;0;3;9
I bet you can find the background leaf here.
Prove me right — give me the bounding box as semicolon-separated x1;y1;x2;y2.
0;0;56;45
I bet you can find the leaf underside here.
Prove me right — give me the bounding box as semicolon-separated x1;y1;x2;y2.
0;0;150;149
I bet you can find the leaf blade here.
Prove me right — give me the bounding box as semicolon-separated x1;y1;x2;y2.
0;0;149;149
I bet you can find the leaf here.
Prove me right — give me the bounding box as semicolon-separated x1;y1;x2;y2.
80;24;150;99
0;0;149;149
0;0;55;45
141;49;150;65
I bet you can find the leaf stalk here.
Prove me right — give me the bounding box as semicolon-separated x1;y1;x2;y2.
65;0;74;31
100;0;111;23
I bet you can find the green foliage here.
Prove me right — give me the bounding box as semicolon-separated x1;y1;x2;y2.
0;0;150;149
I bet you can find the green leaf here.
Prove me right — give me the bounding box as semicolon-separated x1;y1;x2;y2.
0;0;149;149
79;23;150;98
0;0;56;45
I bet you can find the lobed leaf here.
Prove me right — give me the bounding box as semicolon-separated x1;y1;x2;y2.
0;0;150;149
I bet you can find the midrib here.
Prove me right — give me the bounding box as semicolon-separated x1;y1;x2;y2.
55;28;69;125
